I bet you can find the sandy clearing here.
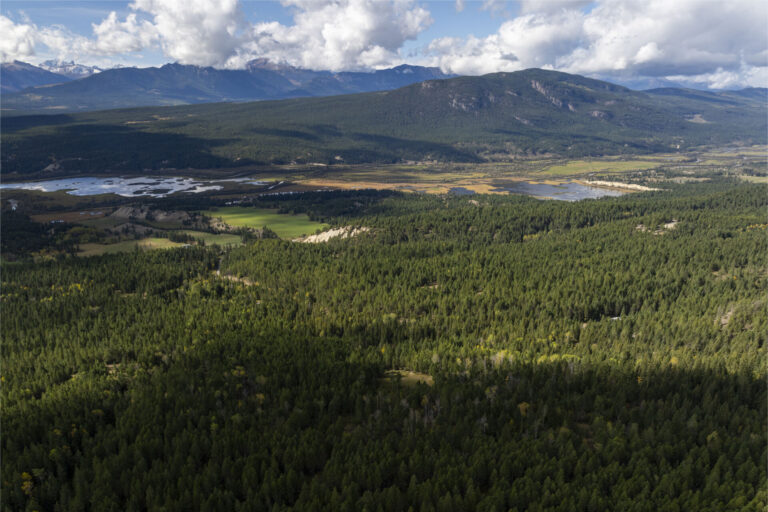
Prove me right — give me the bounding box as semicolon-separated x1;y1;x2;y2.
581;180;658;192
297;226;369;243
214;270;257;287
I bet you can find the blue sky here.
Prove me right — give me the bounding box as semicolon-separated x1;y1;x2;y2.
3;1;507;39
2;1;512;67
1;0;766;88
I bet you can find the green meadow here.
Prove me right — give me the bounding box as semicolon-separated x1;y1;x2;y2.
77;237;185;257
538;159;660;176
181;231;243;246
200;207;328;238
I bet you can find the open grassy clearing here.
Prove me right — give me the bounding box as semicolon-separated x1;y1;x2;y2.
693;159;730;166
181;231;242;246
740;176;768;183
705;146;767;157
302;177;505;195
319;168;489;183
200;207;328;238
259;155;713;194
77;237;185;257
207;149;765;188
637;154;691;162
537;159;661;176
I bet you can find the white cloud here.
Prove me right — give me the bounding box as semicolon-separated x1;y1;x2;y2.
26;0;247;66
240;0;432;70
0;15;37;62
427;9;585;75
1;0;432;71
129;0;245;66
480;0;509;16
91;12;158;56
426;0;768;88
518;0;592;15
0;12;156;64
669;63;768;90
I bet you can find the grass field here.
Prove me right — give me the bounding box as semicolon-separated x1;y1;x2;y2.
538;159;661;176
181;231;242;246
200;207;328;238
740;176;768;183
78;238;185;257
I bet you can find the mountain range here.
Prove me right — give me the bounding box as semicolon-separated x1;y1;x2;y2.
2;68;765;176
38;60;104;79
1;60;452;113
0;61;71;93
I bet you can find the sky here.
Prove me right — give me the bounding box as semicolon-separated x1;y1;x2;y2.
1;0;766;89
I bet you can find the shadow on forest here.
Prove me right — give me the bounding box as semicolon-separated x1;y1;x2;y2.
349;132;483;162
2;286;764;511
1;114;78;133
1;123;244;174
249;127;321;142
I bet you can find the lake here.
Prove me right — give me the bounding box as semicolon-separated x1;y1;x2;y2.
493;181;626;201
449;187;476;195
0;177;266;198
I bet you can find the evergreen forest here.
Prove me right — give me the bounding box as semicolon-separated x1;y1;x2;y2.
2;181;766;511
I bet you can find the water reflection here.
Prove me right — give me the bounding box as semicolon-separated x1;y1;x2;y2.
493;181;625;201
0;177;265;198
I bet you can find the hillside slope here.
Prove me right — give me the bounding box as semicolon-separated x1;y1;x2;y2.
2;69;765;175
0;61;70;93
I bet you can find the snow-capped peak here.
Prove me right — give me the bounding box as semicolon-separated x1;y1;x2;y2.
39;60;103;79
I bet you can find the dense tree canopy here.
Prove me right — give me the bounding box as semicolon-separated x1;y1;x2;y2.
2;182;766;511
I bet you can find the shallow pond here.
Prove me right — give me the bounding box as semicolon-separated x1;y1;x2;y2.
449;187;476;195
0;177;265;198
493;181;626;201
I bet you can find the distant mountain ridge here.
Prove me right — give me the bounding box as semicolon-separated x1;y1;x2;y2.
246;61;451;96
39;60;104;79
0;61;71;93
1;61;454;113
2;68;765;176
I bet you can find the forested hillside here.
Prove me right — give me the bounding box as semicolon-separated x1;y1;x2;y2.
3;182;765;511
2;69;765;175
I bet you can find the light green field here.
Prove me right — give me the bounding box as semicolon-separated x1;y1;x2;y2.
740;176;768;183
181;231;242;246
539;160;660;176
200;207;328;238
693;159;729;166
78;238;185;257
